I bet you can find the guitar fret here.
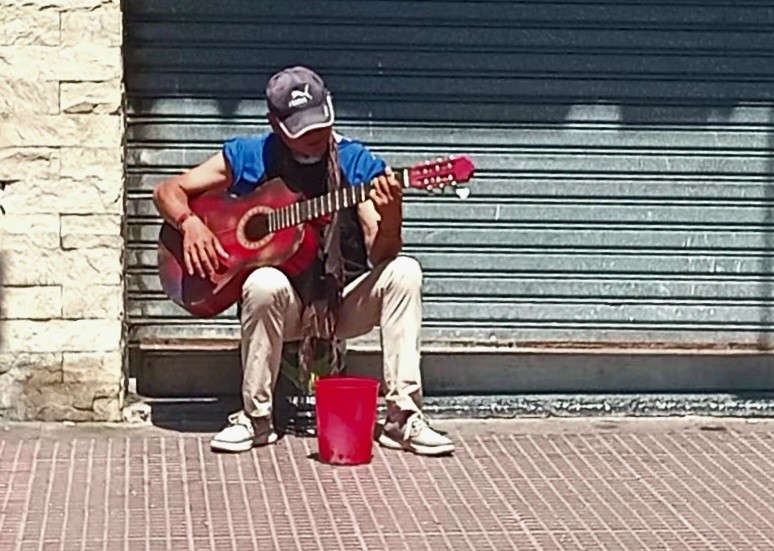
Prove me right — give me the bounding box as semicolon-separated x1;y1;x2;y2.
266;180;396;231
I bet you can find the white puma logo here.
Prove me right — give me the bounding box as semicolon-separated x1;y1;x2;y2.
288;84;313;108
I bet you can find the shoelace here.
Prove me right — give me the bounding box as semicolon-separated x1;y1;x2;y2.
228;411;249;426
406;413;430;439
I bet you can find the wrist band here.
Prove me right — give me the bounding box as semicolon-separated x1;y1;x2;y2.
175;211;195;230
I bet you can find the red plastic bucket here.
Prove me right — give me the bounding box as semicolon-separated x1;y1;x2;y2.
314;376;380;465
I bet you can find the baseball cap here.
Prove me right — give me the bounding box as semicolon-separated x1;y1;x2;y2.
266;66;335;139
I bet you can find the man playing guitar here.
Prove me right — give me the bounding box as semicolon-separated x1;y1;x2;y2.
153;66;455;456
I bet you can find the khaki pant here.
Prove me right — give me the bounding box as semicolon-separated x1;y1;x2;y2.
239;255;424;420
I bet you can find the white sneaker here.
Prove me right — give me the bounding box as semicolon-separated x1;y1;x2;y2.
379;412;454;456
210;411;278;453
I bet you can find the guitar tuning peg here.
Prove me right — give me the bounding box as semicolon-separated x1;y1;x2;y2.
454;186;471;200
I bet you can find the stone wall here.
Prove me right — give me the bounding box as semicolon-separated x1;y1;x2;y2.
0;0;125;420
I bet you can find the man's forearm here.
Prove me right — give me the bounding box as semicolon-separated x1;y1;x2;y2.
369;215;403;265
153;177;194;228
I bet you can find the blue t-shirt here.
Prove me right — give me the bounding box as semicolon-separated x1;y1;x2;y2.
223;132;386;195
221;131;387;287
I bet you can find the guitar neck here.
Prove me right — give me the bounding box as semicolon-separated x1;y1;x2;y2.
266;168;409;233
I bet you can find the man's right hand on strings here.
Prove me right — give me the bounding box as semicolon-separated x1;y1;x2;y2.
180;214;229;280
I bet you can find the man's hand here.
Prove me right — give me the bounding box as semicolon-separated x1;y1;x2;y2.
180;215;230;280
368;166;402;220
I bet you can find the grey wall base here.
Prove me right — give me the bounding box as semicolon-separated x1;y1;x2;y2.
131;348;774;398
420;393;774;418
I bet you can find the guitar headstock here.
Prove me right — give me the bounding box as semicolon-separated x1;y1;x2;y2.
405;155;475;194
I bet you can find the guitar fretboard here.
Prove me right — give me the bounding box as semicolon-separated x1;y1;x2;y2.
266;169;409;232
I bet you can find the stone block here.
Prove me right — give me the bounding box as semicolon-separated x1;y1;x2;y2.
61;80;122;114
0;351;62;376
0;319;122;353
2;245;122;286
62;351;123;384
59;147;123;190
0;6;60;46
0;0;117;10
29;383;121;421
0;148;56;182
1;248;66;286
0;115;122;148
34;404;94;422
64;247;123;285
62;284;122;319
0;285;62;319
62;8;121;47
61;214;122;249
92;394;121;420
0;351;63;411
1;215;62;284
1;214;61;249
0;79;59;114
0;175;122;215
0;45;121;81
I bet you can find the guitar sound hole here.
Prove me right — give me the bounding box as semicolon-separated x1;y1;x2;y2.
244;214;270;242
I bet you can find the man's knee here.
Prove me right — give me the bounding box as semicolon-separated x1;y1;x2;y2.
241;267;292;309
383;256;423;292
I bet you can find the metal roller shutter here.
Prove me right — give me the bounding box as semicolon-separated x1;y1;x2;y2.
125;0;774;356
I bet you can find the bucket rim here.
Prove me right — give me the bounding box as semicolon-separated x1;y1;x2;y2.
315;375;380;389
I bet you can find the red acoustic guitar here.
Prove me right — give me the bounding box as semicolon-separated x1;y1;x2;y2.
158;155;475;317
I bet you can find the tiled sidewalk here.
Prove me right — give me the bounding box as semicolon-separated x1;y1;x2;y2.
0;418;773;551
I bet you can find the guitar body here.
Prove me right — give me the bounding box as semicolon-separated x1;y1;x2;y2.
158;178;319;317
